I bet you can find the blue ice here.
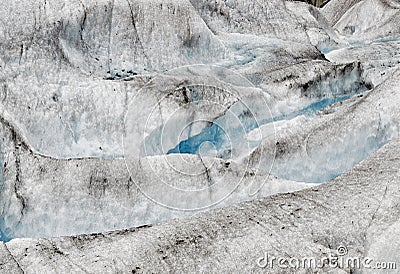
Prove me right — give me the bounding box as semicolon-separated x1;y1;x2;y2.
168;88;366;159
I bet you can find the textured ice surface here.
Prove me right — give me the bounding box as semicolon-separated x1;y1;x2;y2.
334;0;400;43
321;0;363;25
2;136;400;273
326;40;400;86
0;0;400;271
248;69;400;183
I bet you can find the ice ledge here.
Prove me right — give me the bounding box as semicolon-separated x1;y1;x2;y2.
3;137;400;273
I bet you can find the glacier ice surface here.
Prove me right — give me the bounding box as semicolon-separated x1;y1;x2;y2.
0;0;399;256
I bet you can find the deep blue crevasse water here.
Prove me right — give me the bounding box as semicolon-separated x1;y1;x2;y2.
168;123;230;157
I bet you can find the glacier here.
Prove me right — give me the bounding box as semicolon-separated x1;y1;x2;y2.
0;0;400;272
